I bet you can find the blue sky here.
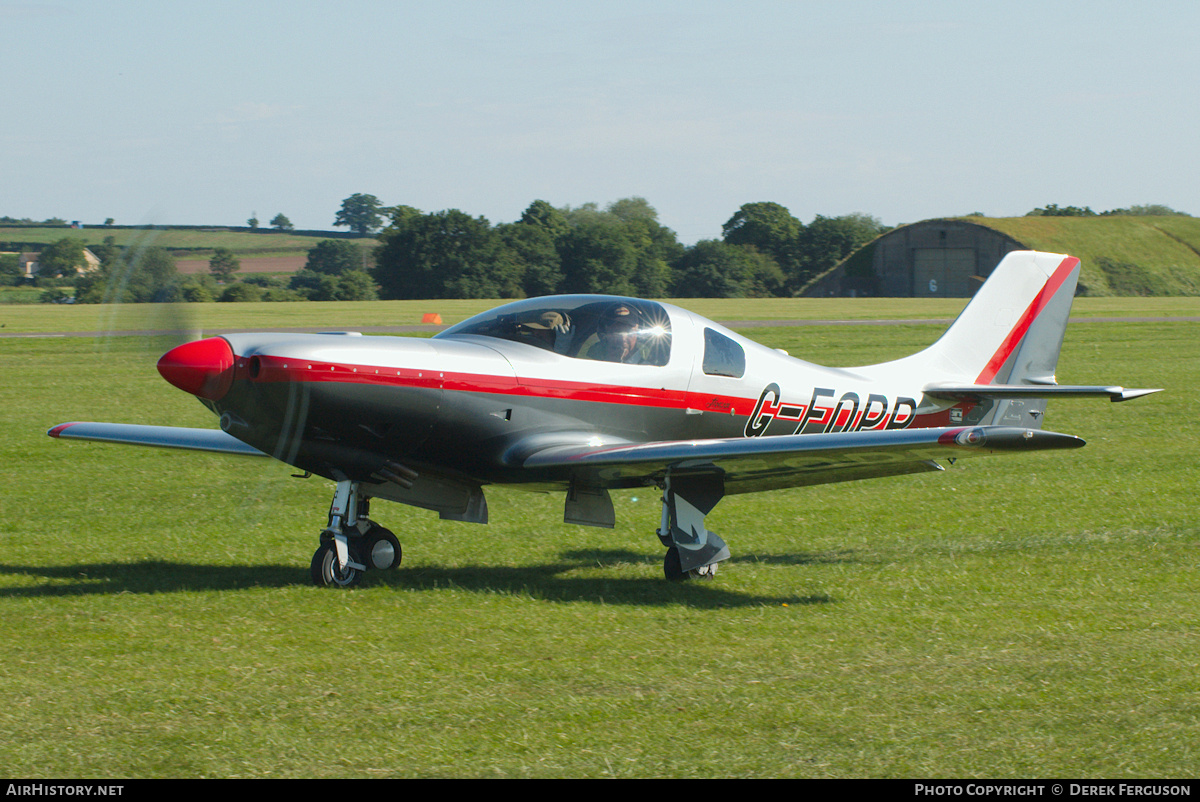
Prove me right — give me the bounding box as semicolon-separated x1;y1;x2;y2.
4;0;1197;244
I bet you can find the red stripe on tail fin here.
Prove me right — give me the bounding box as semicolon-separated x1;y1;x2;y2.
974;256;1080;385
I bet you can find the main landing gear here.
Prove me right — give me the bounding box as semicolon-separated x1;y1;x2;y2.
656;473;730;582
309;475;732;586
310;479;402;588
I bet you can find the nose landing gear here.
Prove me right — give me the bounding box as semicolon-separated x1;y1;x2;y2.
311;479;402;588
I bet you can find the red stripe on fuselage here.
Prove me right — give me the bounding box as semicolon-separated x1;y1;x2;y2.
242;353;747;413
974;256;1079;384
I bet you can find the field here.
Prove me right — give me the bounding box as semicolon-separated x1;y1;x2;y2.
1;225;371;286
0;225;359;259
1;298;1197;778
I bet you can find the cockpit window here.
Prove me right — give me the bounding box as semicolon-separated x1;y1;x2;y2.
702;328;745;378
436;296;672;366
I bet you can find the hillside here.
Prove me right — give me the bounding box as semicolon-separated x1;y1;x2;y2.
963;215;1200;295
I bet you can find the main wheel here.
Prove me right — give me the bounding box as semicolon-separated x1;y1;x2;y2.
311;541;362;588
663;546;718;582
363;526;402;571
663;546;689;582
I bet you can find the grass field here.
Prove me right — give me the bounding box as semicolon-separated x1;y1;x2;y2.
973;216;1200;296
1;298;1196;778
1;296;1197;336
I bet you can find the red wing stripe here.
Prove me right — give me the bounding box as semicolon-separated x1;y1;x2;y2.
975;256;1079;384
47;422;80;438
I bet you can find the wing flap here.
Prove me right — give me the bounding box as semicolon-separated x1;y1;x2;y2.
48;421;268;457
522;426;1083;494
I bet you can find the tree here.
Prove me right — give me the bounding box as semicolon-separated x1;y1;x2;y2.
721;202;803;287
557;216;638;296
1101;204;1190;217
247;213;259;229
37;238;88;278
334;193;386;235
372;209;517;299
519;199;569;240
219;282;264;302
793;213;887;289
270;213;294;231
722;202;802;258
496;221;562;297
381;204;422;233
0;253;21;285
336;270;379;301
288;267;378;301
180;280;215;303
74;246;179;303
606;196;660;225
304;239;364;276
288;269;328;299
208;248;241;282
544;197;682;297
671;240;784;297
1025;204;1096;217
607;198;682;297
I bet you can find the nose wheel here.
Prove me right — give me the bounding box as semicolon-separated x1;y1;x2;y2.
311;479;403;588
311;540;363;588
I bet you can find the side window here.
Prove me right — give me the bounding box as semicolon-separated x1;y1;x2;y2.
703;328;745;378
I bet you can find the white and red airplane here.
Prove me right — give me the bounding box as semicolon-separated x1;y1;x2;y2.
49;251;1158;586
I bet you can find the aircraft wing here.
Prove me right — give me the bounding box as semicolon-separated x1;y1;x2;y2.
923;383;1162;402
522;426;1083;494
48;421;268;457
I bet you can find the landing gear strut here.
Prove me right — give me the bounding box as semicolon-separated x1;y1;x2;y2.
310;479;402;588
657;473;730;581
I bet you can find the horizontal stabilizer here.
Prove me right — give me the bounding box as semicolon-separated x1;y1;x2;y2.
923;383;1163;403
48;421;268;456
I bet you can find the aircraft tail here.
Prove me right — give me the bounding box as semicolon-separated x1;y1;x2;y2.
864;251;1083;428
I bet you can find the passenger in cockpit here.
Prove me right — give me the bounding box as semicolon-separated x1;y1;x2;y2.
517;310;570;352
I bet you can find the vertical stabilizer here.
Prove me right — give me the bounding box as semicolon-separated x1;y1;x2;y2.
861;251;1082;427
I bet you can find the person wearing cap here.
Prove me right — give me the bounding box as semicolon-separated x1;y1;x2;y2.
517;310;568;350
589;304;642;363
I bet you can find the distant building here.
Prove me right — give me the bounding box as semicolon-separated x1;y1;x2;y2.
804;218;1028;298
19;247;101;279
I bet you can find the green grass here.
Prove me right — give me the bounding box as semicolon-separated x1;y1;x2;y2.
1;301;1196;777
0;225;370;260
970;216;1200;295
2;296;1196;336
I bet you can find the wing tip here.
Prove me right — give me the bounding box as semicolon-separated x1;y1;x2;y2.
1113;388;1163;402
47;422;80;438
940;426;1085;450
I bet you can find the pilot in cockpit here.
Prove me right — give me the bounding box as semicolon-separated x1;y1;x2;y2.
588;304;642;363
516;310;570;352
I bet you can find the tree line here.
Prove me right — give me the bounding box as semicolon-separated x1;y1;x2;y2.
22;196;1185;303
368;197;887;301
17;197;890;302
